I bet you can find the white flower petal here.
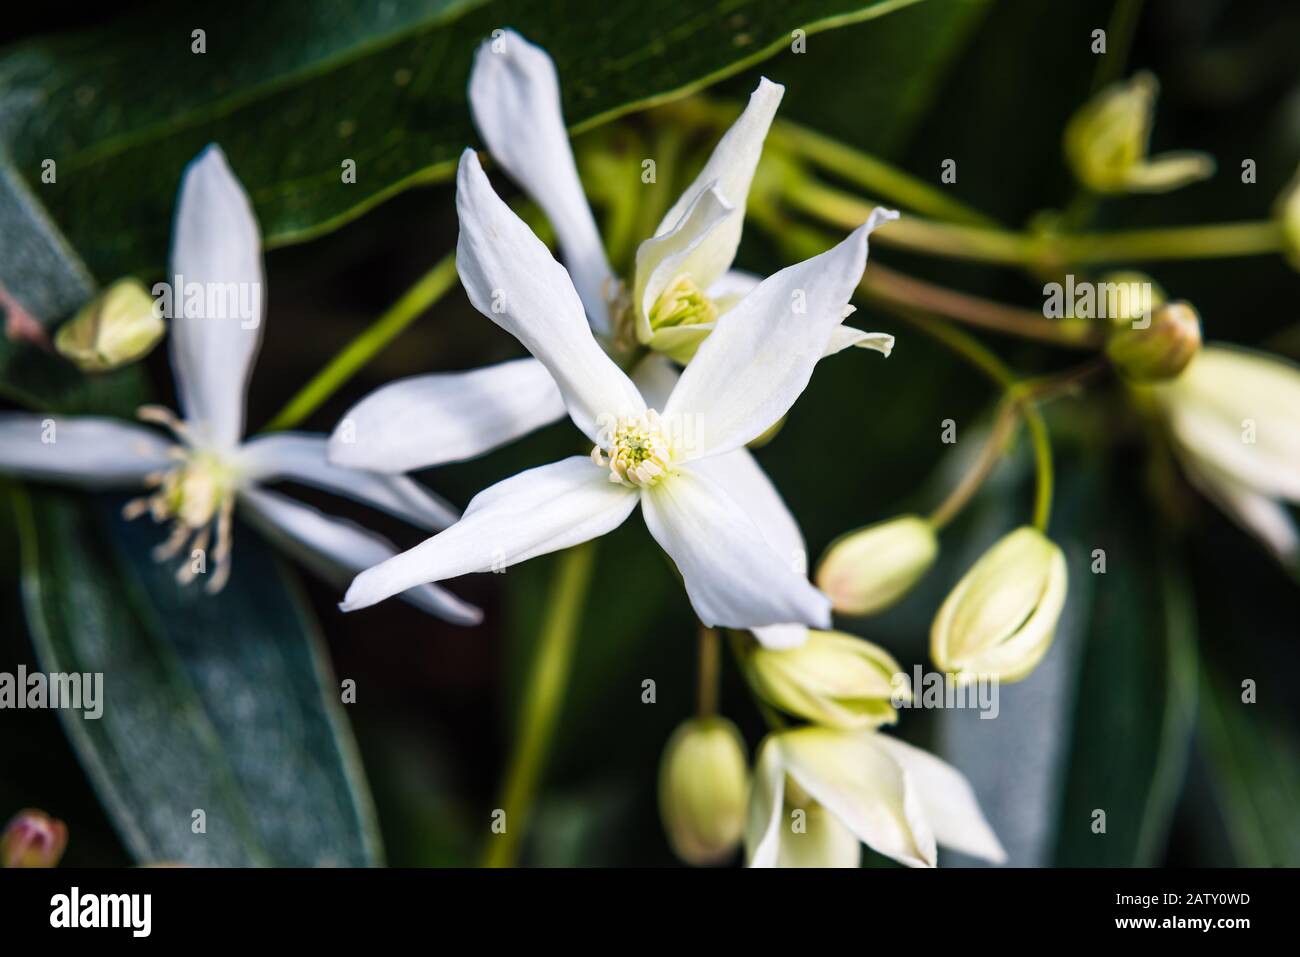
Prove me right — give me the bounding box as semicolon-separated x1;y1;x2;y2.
707;269;761;313
0;414;174;487
663;210;897;460
455;150;645;442
238;487;480;625
825;327;894;358
873;735;1007;864
778;804;862;868
629;352;681;410
654;78;784;280
633;184;734;342
779;727;936;868
168;145;265;450
341;456;637;611
1183;458;1300;562
744;736;787;868
238;432;458;530
469;30;614;333
641;465;830;629
328;358;567;474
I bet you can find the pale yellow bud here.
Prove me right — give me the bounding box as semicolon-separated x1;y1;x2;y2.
742;630;905;729
55;278;164;372
658;717;748;866
1107;301;1202;382
931;526;1067;683
1064;72;1213;194
1276;165;1300;270
815;515;938;616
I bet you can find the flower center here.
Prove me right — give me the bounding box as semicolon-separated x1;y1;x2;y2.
591;410;673;488
122;405;241;593
649;276;718;331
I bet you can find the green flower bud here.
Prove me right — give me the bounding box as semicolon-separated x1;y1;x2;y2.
658;717;748;866
1106;300;1202;382
815;515;939;616
931;527;1067;683
1276;165;1300;270
2;809;68;868
1064;72;1213;194
742;629;905;729
55;278;165;373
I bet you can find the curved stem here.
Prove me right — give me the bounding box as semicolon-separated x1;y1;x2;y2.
928;398;1021;531
482;542;597;868
262;251;458;432
1023;404;1054;531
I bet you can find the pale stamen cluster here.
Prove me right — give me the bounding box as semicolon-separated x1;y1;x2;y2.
591;410;673;488
121;405;240;593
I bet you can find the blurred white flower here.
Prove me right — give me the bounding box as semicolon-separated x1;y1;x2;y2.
327;30;892;479
0;146;478;624
746;727;1005;868
340;150;893;638
1153;345;1300;562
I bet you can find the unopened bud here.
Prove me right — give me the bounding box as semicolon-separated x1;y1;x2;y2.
2;809;68;868
658;717;748;866
742;630;905;729
815;515;938;616
55;278;165;373
1276;165;1300;271
931;526;1067;683
1107;301;1202;382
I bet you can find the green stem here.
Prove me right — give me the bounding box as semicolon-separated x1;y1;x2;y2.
262;252;458;432
482;542;597;868
1023;404;1054;531
697;627;720;717
1093;0;1146;92
928;397;1021;531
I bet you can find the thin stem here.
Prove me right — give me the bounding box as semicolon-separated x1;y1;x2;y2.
1054;221;1285;263
928;398;1022;531
697;627;721;717
863;263;1103;349
262;251;458;432
1093;0;1146;92
1023;404;1054;531
482;542;597;868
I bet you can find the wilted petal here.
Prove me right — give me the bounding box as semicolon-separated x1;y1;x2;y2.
641;465;829;629
825;327;894;358
664;211;896;460
468;30;615;333
328;358;567;473
0;414;174;488
238;432;457;530
455;150;645;442
238;487;480;625
168;145;264;450
341;456;637;611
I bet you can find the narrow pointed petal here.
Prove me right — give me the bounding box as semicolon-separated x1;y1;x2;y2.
641;465;829;629
341;456;637;611
456;150;645;442
664;211;897;460
825;327;894;358
0;414;174;487
238;432;458;530
328;358;567;474
654;78;784;279
633;184;734;342
874;735;1007;864
744;736;788;868
779;728;936;868
469;30;615;333
168;145;264;450
239;487;480;625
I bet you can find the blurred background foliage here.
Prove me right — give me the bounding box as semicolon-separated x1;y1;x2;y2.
1;0;1297;866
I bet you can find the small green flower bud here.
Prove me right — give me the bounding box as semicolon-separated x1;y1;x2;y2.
1107;300;1202;382
55;278;165;373
1276;166;1300;270
815;515;938;616
658;717;748;866
1064;72;1213;194
2;809;68;868
931;526;1067;684
742;630;905;729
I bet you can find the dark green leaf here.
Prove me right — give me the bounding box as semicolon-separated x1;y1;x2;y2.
12;486;383;866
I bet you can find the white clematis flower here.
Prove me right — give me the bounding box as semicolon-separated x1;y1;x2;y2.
1152;344;1300;562
0;145;479;624
339;150;893;637
327;29;893;478
746;727;1006;868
